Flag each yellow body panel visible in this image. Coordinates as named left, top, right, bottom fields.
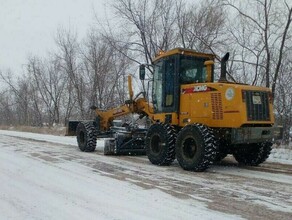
left=94, top=97, right=155, bottom=131
left=179, top=83, right=274, bottom=128
left=95, top=104, right=134, bottom=131
left=152, top=113, right=179, bottom=125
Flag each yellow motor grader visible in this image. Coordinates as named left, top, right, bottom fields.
left=67, top=48, right=276, bottom=171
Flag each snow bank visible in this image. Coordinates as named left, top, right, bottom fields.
left=0, top=129, right=105, bottom=151
left=268, top=144, right=292, bottom=165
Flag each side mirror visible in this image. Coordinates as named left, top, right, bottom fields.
left=139, top=64, right=146, bottom=80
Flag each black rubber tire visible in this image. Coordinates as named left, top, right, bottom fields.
left=214, top=139, right=228, bottom=162
left=175, top=124, right=218, bottom=171
left=76, top=121, right=97, bottom=152
left=145, top=123, right=176, bottom=166
left=233, top=142, right=273, bottom=166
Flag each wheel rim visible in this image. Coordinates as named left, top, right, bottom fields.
left=150, top=134, right=163, bottom=155
left=182, top=137, right=197, bottom=159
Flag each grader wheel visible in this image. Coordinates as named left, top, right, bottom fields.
left=145, top=123, right=176, bottom=166
left=76, top=121, right=97, bottom=152
left=233, top=142, right=273, bottom=166
left=175, top=124, right=218, bottom=171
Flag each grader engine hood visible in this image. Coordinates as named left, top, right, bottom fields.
left=179, top=83, right=274, bottom=128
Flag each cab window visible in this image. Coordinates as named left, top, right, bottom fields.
left=180, top=56, right=207, bottom=84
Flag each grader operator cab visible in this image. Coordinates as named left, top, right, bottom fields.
left=67, top=48, right=275, bottom=171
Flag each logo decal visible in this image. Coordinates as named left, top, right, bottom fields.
left=181, top=85, right=216, bottom=94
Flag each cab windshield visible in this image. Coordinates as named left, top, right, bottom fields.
left=180, top=56, right=207, bottom=84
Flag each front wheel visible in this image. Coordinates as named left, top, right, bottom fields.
left=76, top=121, right=97, bottom=152
left=175, top=124, right=218, bottom=171
left=145, top=123, right=176, bottom=166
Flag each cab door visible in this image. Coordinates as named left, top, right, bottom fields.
left=152, top=56, right=179, bottom=123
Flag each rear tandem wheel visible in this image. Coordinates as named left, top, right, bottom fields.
left=175, top=123, right=218, bottom=171
left=233, top=142, right=273, bottom=166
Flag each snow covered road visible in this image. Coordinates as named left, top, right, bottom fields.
left=0, top=130, right=291, bottom=219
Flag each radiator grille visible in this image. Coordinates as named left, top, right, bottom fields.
left=243, top=90, right=270, bottom=121
left=211, top=93, right=223, bottom=120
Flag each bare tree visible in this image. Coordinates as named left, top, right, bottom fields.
left=274, top=52, right=292, bottom=144
left=0, top=70, right=32, bottom=125
left=100, top=0, right=178, bottom=66
left=0, top=88, right=15, bottom=125
left=55, top=28, right=86, bottom=119
left=176, top=0, right=227, bottom=55
left=223, top=0, right=292, bottom=95
left=27, top=55, right=66, bottom=126
left=226, top=14, right=267, bottom=85
left=81, top=31, right=131, bottom=110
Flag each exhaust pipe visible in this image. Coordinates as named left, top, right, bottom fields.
left=219, top=52, right=229, bottom=82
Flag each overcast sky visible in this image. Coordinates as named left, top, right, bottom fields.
left=0, top=0, right=108, bottom=74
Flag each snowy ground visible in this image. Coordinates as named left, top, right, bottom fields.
left=269, top=145, right=292, bottom=165
left=0, top=130, right=292, bottom=220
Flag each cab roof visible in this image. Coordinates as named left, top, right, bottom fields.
left=152, top=48, right=215, bottom=63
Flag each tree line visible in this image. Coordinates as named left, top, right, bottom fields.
left=0, top=0, right=291, bottom=142
left=0, top=30, right=130, bottom=126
